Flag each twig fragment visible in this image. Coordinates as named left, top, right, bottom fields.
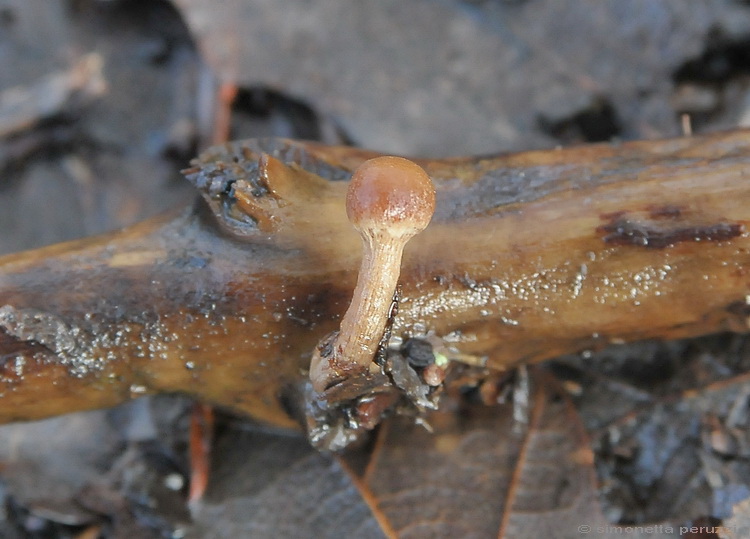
left=0, top=53, right=106, bottom=139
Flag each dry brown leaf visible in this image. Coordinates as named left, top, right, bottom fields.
left=328, top=370, right=614, bottom=539
left=187, top=427, right=386, bottom=538
left=173, top=0, right=750, bottom=156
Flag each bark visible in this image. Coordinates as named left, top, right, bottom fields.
left=1, top=130, right=749, bottom=428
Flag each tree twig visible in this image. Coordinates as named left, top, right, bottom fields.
left=1, top=130, right=749, bottom=428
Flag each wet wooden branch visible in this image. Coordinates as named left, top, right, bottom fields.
left=1, top=130, right=750, bottom=428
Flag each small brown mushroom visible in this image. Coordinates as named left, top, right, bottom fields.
left=309, top=156, right=436, bottom=392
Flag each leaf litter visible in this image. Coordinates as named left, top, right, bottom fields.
left=4, top=1, right=750, bottom=537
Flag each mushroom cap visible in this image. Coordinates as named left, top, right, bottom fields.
left=346, top=156, right=436, bottom=235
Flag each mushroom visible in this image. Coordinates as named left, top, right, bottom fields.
left=309, top=156, right=436, bottom=392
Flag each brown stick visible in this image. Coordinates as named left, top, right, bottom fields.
left=2, top=130, right=750, bottom=428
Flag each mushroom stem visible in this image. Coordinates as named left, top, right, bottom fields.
left=336, top=231, right=405, bottom=367
left=309, top=155, right=436, bottom=393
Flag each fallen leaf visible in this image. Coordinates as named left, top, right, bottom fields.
left=187, top=428, right=385, bottom=538
left=331, top=370, right=612, bottom=538
left=173, top=0, right=750, bottom=156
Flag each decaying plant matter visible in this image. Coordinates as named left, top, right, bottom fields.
left=1, top=130, right=750, bottom=435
